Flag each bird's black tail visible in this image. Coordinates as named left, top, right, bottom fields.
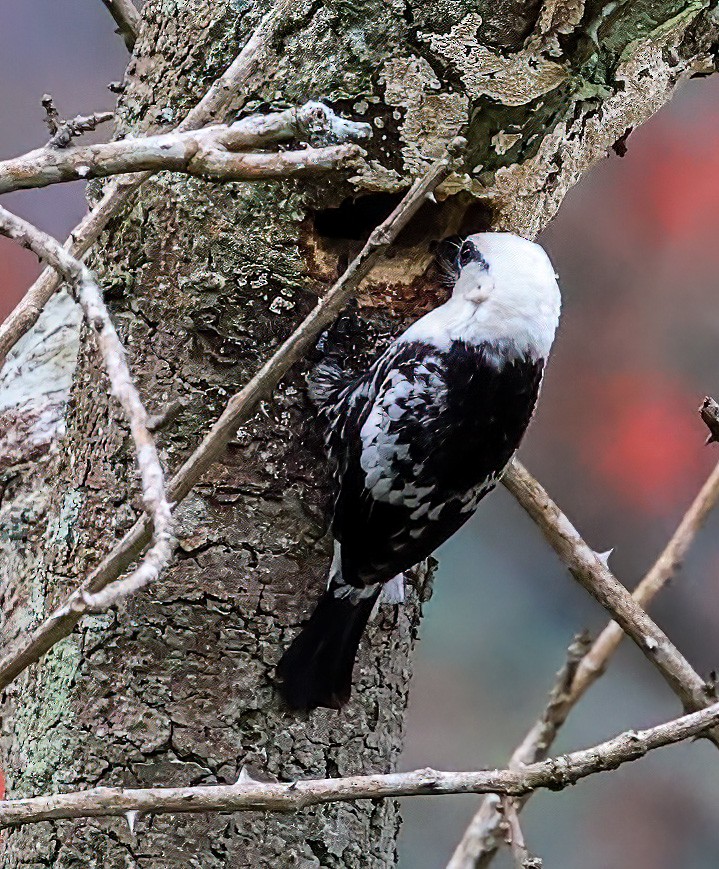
left=277, top=585, right=380, bottom=711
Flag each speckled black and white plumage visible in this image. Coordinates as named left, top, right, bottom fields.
left=326, top=339, right=544, bottom=586
left=278, top=232, right=561, bottom=711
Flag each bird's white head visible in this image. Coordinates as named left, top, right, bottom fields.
left=449, top=232, right=561, bottom=359
left=401, top=232, right=561, bottom=361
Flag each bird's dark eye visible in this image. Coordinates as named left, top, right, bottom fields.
left=457, top=240, right=487, bottom=270
left=458, top=242, right=475, bottom=267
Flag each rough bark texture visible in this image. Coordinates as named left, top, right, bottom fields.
left=1, top=1, right=718, bottom=867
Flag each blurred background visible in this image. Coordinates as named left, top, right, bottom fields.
left=2, top=4, right=719, bottom=868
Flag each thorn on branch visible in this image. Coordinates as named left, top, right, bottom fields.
left=700, top=396, right=719, bottom=444
left=124, top=809, right=140, bottom=835
left=593, top=548, right=613, bottom=568
left=235, top=764, right=278, bottom=786
left=41, top=94, right=114, bottom=149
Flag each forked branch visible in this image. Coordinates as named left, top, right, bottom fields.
left=451, top=428, right=719, bottom=868
left=0, top=102, right=370, bottom=195
left=41, top=94, right=114, bottom=148
left=503, top=461, right=719, bottom=743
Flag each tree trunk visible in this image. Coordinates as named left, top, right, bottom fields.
left=1, top=1, right=716, bottom=866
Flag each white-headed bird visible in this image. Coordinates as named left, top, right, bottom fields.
left=278, top=232, right=561, bottom=711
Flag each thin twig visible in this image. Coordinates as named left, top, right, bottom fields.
left=15, top=142, right=359, bottom=190
left=526, top=632, right=593, bottom=759
left=570, top=461, right=719, bottom=699
left=41, top=94, right=114, bottom=148
left=0, top=103, right=370, bottom=195
left=0, top=139, right=465, bottom=692
left=499, top=797, right=542, bottom=869
left=502, top=460, right=719, bottom=741
left=1, top=700, right=718, bottom=829
left=100, top=0, right=141, bottom=51
left=0, top=204, right=173, bottom=613
left=0, top=0, right=295, bottom=371
left=451, top=452, right=719, bottom=868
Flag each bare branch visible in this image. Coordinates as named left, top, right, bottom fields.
left=451, top=453, right=719, bottom=868
left=502, top=460, right=719, bottom=740
left=1, top=700, right=718, bottom=829
left=0, top=104, right=370, bottom=195
left=9, top=140, right=361, bottom=191
left=100, top=0, right=141, bottom=51
left=570, top=462, right=719, bottom=699
left=0, top=0, right=298, bottom=371
left=0, top=138, right=465, bottom=692
left=0, top=204, right=173, bottom=613
left=41, top=94, right=114, bottom=148
left=515, top=632, right=593, bottom=765
left=499, top=797, right=542, bottom=869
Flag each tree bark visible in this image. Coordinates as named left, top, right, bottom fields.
left=1, top=1, right=717, bottom=866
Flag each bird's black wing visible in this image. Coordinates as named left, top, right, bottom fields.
left=326, top=340, right=544, bottom=586
left=326, top=341, right=471, bottom=586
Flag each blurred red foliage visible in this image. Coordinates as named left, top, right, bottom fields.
left=624, top=111, right=719, bottom=249
left=577, top=372, right=711, bottom=514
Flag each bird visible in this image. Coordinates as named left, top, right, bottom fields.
left=277, top=232, right=562, bottom=711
